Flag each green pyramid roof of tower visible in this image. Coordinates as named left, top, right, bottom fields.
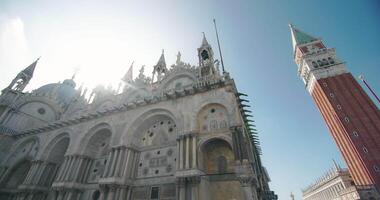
left=289, top=24, right=317, bottom=51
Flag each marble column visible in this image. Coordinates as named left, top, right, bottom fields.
left=73, top=156, right=84, bottom=181
left=62, top=156, right=73, bottom=181
left=56, top=157, right=68, bottom=181
left=119, top=187, right=126, bottom=199
left=185, top=135, right=190, bottom=169
left=103, top=150, right=113, bottom=178
left=107, top=186, right=116, bottom=200
left=176, top=139, right=180, bottom=170
left=110, top=148, right=120, bottom=177
left=179, top=137, right=184, bottom=170
left=115, top=147, right=125, bottom=177
left=192, top=135, right=197, bottom=168
left=23, top=163, right=36, bottom=184
left=107, top=149, right=117, bottom=177
left=56, top=191, right=64, bottom=200
left=130, top=151, right=139, bottom=179
left=121, top=149, right=131, bottom=177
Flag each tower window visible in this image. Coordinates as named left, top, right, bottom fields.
left=328, top=57, right=335, bottom=64
left=374, top=165, right=380, bottom=172
left=201, top=50, right=209, bottom=60
left=363, top=147, right=368, bottom=153
left=312, top=61, right=318, bottom=68
left=323, top=82, right=328, bottom=87
left=322, top=59, right=328, bottom=65
left=337, top=104, right=342, bottom=110
left=353, top=131, right=359, bottom=137
left=329, top=93, right=335, bottom=98
left=344, top=117, right=350, bottom=123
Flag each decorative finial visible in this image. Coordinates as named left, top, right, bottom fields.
left=358, top=74, right=364, bottom=81
left=72, top=66, right=80, bottom=80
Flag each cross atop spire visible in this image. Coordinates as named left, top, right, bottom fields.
left=289, top=24, right=318, bottom=51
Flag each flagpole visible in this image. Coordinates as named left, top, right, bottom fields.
left=213, top=19, right=225, bottom=73
left=359, top=75, right=380, bottom=104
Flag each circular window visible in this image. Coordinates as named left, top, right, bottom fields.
left=139, top=163, right=142, bottom=167
left=38, top=108, right=46, bottom=114
left=168, top=128, right=173, bottom=132
left=337, top=105, right=342, bottom=110
left=157, top=151, right=160, bottom=155
left=210, top=108, right=216, bottom=113
left=155, top=170, right=159, bottom=174
left=149, top=132, right=154, bottom=137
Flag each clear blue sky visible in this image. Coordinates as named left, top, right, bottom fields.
left=0, top=1, right=379, bottom=199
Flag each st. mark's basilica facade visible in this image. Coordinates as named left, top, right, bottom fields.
left=0, top=35, right=277, bottom=200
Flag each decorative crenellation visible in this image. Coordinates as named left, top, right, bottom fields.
left=302, top=164, right=344, bottom=194
left=10, top=76, right=228, bottom=139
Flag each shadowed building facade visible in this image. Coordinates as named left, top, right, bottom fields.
left=0, top=35, right=277, bottom=200
left=290, top=24, right=380, bottom=199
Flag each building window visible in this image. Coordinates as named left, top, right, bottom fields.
left=328, top=57, right=335, bottom=64
left=322, top=59, right=328, bottom=65
left=374, top=165, right=380, bottom=172
left=329, top=93, right=335, bottom=98
left=312, top=61, right=318, bottom=68
left=322, top=82, right=328, bottom=87
left=337, top=104, right=342, bottom=110
left=344, top=117, right=350, bottom=123
left=353, top=131, right=359, bottom=137
left=363, top=147, right=368, bottom=153
left=150, top=187, right=159, bottom=199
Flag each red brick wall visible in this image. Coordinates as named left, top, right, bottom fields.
left=311, top=72, right=380, bottom=189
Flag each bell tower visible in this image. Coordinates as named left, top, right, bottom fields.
left=290, top=24, right=380, bottom=192
left=4, top=58, right=39, bottom=92
left=198, top=33, right=216, bottom=78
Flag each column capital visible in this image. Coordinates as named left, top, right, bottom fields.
left=238, top=176, right=255, bottom=187
left=229, top=125, right=243, bottom=132
left=188, top=176, right=201, bottom=185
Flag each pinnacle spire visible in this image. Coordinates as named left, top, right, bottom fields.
left=22, top=57, right=40, bottom=77
left=156, top=49, right=166, bottom=68
left=122, top=61, right=134, bottom=83
left=289, top=24, right=317, bottom=51
left=201, top=32, right=209, bottom=46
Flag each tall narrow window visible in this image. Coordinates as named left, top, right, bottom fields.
left=150, top=187, right=159, bottom=199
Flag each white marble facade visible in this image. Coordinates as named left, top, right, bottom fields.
left=0, top=35, right=276, bottom=200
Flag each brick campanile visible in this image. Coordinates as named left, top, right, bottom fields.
left=289, top=24, right=380, bottom=190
